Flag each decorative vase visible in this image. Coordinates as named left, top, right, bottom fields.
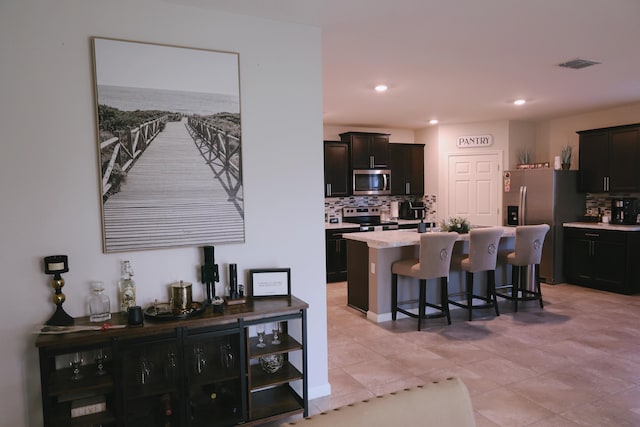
left=561, top=163, right=570, bottom=170
left=259, top=354, right=284, bottom=373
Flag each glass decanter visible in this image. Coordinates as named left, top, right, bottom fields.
left=89, top=281, right=111, bottom=322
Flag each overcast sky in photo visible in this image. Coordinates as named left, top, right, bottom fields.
left=93, top=38, right=239, bottom=96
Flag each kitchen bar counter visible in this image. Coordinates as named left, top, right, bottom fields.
left=325, top=219, right=423, bottom=231
left=344, top=226, right=515, bottom=248
left=343, top=227, right=515, bottom=322
left=563, top=222, right=640, bottom=231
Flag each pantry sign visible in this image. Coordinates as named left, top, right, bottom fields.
left=457, top=134, right=493, bottom=148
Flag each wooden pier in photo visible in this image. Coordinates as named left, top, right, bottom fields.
left=102, top=117, right=244, bottom=252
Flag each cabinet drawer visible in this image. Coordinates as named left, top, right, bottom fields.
left=565, top=227, right=628, bottom=243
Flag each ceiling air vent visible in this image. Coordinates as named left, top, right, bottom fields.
left=558, top=58, right=601, bottom=69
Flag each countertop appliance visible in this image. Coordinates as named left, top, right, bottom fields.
left=503, top=169, right=585, bottom=284
left=611, top=197, right=639, bottom=225
left=342, top=206, right=399, bottom=231
left=352, top=169, right=391, bottom=196
left=399, top=201, right=425, bottom=220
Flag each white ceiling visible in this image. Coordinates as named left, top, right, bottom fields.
left=161, top=0, right=640, bottom=129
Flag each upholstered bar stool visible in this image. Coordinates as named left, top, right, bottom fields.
left=448, top=227, right=504, bottom=321
left=391, top=232, right=459, bottom=331
left=496, top=224, right=550, bottom=312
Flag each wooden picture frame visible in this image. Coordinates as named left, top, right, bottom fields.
left=91, top=37, right=244, bottom=252
left=249, top=268, right=291, bottom=297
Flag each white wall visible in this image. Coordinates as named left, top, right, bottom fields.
left=0, top=1, right=329, bottom=425
left=508, top=121, right=537, bottom=168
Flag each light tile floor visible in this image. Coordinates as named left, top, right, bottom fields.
left=306, top=281, right=640, bottom=427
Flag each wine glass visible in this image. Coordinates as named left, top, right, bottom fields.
left=70, top=352, right=83, bottom=381
left=271, top=322, right=281, bottom=345
left=138, top=355, right=152, bottom=385
left=194, top=345, right=207, bottom=374
left=165, top=352, right=177, bottom=379
left=219, top=343, right=235, bottom=369
left=95, top=348, right=107, bottom=376
left=256, top=324, right=266, bottom=348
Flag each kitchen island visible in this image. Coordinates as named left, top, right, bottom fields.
left=343, top=227, right=516, bottom=323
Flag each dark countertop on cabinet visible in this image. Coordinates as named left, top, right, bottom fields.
left=563, top=222, right=640, bottom=231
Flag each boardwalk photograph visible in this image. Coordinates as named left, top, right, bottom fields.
left=92, top=37, right=244, bottom=253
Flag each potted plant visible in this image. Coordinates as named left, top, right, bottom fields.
left=518, top=148, right=531, bottom=165
left=440, top=216, right=471, bottom=234
left=561, top=145, right=572, bottom=170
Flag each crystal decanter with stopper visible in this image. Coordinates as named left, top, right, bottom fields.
left=88, top=281, right=111, bottom=322
left=119, top=260, right=136, bottom=312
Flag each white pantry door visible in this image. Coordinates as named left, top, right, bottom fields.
left=447, top=153, right=501, bottom=227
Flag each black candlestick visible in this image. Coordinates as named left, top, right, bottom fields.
left=43, top=255, right=74, bottom=326
left=229, top=264, right=238, bottom=299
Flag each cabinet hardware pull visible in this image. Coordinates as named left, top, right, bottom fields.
left=326, top=183, right=331, bottom=196
left=585, top=233, right=599, bottom=237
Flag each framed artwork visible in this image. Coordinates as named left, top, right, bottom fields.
left=91, top=37, right=244, bottom=252
left=249, top=268, right=292, bottom=297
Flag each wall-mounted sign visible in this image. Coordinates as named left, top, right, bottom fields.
left=457, top=134, right=493, bottom=148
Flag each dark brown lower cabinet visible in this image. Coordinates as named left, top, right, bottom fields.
left=36, top=297, right=308, bottom=427
left=326, top=229, right=351, bottom=282
left=564, top=227, right=639, bottom=294
left=346, top=239, right=369, bottom=312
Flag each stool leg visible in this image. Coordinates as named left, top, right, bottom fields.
left=418, top=279, right=426, bottom=331
left=466, top=271, right=473, bottom=321
left=514, top=266, right=521, bottom=312
left=488, top=270, right=499, bottom=316
left=535, top=264, right=544, bottom=309
left=391, top=273, right=398, bottom=321
left=441, top=277, right=451, bottom=325
left=510, top=263, right=517, bottom=301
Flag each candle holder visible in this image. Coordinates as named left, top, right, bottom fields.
left=44, top=255, right=74, bottom=326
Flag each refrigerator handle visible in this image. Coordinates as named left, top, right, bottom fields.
left=519, top=185, right=527, bottom=225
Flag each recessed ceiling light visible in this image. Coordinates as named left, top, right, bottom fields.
left=429, top=119, right=439, bottom=125
left=514, top=99, right=526, bottom=106
left=374, top=84, right=388, bottom=93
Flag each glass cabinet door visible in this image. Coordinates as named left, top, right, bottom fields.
left=119, top=334, right=181, bottom=427
left=185, top=326, right=244, bottom=427
left=39, top=343, right=117, bottom=427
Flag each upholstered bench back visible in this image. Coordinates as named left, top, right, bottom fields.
left=281, top=377, right=476, bottom=427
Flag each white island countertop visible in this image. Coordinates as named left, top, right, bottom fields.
left=343, top=226, right=516, bottom=249
left=563, top=222, right=640, bottom=231
left=325, top=219, right=423, bottom=231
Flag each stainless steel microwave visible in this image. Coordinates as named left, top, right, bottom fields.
left=353, top=169, right=391, bottom=195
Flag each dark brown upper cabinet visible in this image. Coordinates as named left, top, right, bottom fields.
left=340, top=132, right=390, bottom=169
left=389, top=143, right=425, bottom=196
left=323, top=141, right=350, bottom=197
left=578, top=124, right=640, bottom=193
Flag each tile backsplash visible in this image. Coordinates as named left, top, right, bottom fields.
left=586, top=192, right=640, bottom=219
left=325, top=195, right=437, bottom=223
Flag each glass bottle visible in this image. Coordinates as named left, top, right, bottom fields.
left=119, top=260, right=136, bottom=312
left=89, top=281, right=111, bottom=322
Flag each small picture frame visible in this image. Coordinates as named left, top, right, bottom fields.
left=249, top=268, right=291, bottom=297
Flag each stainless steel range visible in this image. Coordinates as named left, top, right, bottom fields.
left=342, top=206, right=399, bottom=231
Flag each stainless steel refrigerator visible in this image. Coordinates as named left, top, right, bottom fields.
left=502, top=169, right=585, bottom=284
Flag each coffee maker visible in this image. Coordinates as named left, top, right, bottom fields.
left=399, top=201, right=425, bottom=220
left=611, top=197, right=639, bottom=225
